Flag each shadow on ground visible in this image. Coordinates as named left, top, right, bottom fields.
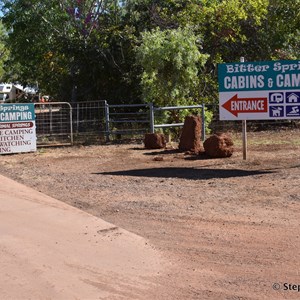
left=132, top=148, right=209, bottom=160
left=95, top=167, right=274, bottom=180
left=142, top=149, right=181, bottom=156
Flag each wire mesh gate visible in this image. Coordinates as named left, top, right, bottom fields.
left=72, top=101, right=107, bottom=143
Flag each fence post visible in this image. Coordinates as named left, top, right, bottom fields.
left=149, top=102, right=155, bottom=133
left=104, top=101, right=110, bottom=142
left=76, top=103, right=79, bottom=133
left=201, top=103, right=206, bottom=141
left=49, top=104, right=53, bottom=133
left=69, top=105, right=74, bottom=145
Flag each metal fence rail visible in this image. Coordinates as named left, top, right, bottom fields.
left=150, top=103, right=206, bottom=140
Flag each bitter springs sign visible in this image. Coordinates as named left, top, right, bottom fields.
left=218, top=60, right=300, bottom=120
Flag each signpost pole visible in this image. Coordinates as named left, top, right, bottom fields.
left=242, top=120, right=247, bottom=160
left=240, top=57, right=247, bottom=160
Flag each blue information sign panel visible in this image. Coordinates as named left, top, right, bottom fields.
left=0, top=103, right=37, bottom=154
left=218, top=60, right=300, bottom=120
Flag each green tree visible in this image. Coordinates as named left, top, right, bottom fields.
left=137, top=27, right=209, bottom=107
left=250, top=0, right=300, bottom=60
left=2, top=0, right=70, bottom=97
left=1, top=0, right=138, bottom=102
left=0, top=21, right=9, bottom=81
left=125, top=0, right=271, bottom=103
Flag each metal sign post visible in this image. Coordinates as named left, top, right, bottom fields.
left=240, top=57, right=247, bottom=160
left=242, top=119, right=247, bottom=160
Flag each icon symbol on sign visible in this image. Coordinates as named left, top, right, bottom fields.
left=272, top=107, right=283, bottom=117
left=269, top=93, right=284, bottom=104
left=287, top=106, right=300, bottom=116
left=269, top=106, right=284, bottom=118
left=286, top=92, right=300, bottom=104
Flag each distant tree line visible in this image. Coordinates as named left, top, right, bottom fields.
left=0, top=0, right=299, bottom=105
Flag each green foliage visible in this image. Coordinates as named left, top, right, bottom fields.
left=252, top=0, right=300, bottom=60
left=2, top=0, right=68, bottom=94
left=137, top=27, right=209, bottom=106
left=0, top=0, right=299, bottom=104
left=0, top=21, right=8, bottom=81
left=204, top=108, right=214, bottom=135
left=1, top=0, right=139, bottom=101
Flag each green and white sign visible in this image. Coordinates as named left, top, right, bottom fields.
left=0, top=103, right=37, bottom=154
left=218, top=60, right=300, bottom=120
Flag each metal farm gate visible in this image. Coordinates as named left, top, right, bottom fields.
left=105, top=103, right=151, bottom=141
left=34, top=102, right=73, bottom=146
left=72, top=101, right=107, bottom=143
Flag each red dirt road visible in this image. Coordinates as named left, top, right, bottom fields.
left=1, top=130, right=300, bottom=299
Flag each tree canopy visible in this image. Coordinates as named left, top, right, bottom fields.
left=137, top=27, right=209, bottom=106
left=0, top=0, right=299, bottom=103
left=0, top=21, right=9, bottom=80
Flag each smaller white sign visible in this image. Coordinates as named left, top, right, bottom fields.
left=0, top=104, right=37, bottom=154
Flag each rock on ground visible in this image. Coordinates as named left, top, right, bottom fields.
left=203, top=133, right=234, bottom=158
left=144, top=133, right=166, bottom=149
left=178, top=115, right=203, bottom=153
